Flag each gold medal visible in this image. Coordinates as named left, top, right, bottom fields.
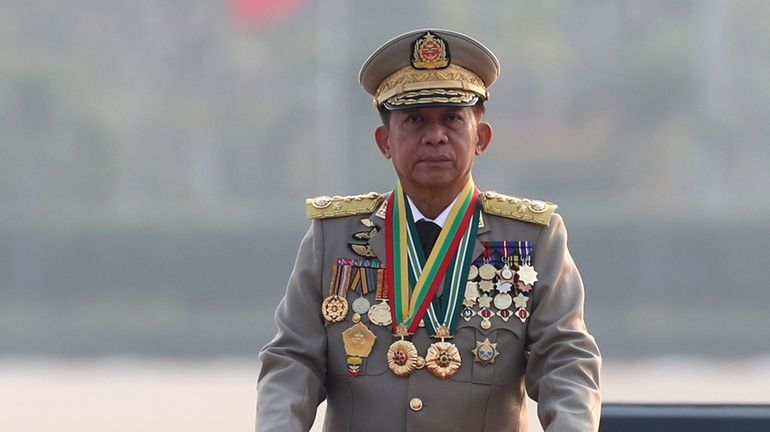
left=517, top=264, right=538, bottom=285
left=478, top=294, right=493, bottom=308
left=387, top=339, right=421, bottom=377
left=425, top=341, right=461, bottom=379
left=342, top=322, right=376, bottom=358
left=478, top=279, right=495, bottom=293
left=478, top=263, right=497, bottom=280
left=367, top=300, right=392, bottom=326
left=322, top=295, right=348, bottom=322
left=513, top=293, right=528, bottom=309
left=472, top=338, right=500, bottom=365
left=322, top=263, right=350, bottom=322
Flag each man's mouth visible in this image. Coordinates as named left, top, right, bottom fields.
left=419, top=156, right=452, bottom=164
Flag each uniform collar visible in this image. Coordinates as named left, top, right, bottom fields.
left=368, top=190, right=489, bottom=262
left=406, top=195, right=457, bottom=228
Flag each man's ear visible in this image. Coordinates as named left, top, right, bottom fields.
left=375, top=125, right=391, bottom=159
left=475, top=121, right=493, bottom=155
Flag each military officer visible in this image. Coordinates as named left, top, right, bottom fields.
left=257, top=29, right=601, bottom=431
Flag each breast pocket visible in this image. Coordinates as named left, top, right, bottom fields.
left=454, top=316, right=527, bottom=385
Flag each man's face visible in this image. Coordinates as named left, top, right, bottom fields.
left=375, top=105, right=492, bottom=195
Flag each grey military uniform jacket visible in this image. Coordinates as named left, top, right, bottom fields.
left=257, top=192, right=601, bottom=432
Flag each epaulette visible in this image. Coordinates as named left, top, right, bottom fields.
left=479, top=191, right=557, bottom=226
left=306, top=192, right=385, bottom=219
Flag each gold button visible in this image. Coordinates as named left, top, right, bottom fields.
left=409, top=397, right=423, bottom=412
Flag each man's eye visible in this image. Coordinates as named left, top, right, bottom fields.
left=406, top=116, right=421, bottom=123
left=446, top=113, right=462, bottom=122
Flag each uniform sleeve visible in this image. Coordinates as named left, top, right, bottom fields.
left=524, top=213, right=602, bottom=431
left=257, top=220, right=328, bottom=432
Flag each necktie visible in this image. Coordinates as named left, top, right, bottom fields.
left=415, top=219, right=442, bottom=256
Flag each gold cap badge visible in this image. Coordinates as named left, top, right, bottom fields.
left=411, top=31, right=449, bottom=69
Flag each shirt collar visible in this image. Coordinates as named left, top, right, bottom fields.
left=406, top=195, right=458, bottom=228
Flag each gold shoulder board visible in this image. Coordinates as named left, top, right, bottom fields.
left=306, top=192, right=384, bottom=219
left=479, top=191, right=557, bottom=226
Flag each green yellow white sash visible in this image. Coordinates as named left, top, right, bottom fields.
left=385, top=179, right=481, bottom=335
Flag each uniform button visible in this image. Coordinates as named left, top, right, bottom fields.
left=409, top=397, right=423, bottom=412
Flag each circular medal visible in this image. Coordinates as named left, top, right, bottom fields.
left=480, top=318, right=492, bottom=330
left=352, top=313, right=361, bottom=323
left=367, top=300, right=392, bottom=326
left=425, top=341, right=462, bottom=379
left=500, top=264, right=514, bottom=281
left=493, top=292, right=512, bottom=310
left=478, top=263, right=497, bottom=281
left=352, top=297, right=371, bottom=315
left=321, top=295, right=348, bottom=322
left=467, top=264, right=479, bottom=281
left=387, top=339, right=420, bottom=377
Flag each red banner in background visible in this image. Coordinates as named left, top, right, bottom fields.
left=230, top=0, right=307, bottom=27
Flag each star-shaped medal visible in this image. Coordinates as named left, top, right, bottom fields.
left=513, top=293, right=529, bottom=309
left=517, top=264, right=538, bottom=285
left=478, top=294, right=493, bottom=308
left=472, top=338, right=500, bottom=365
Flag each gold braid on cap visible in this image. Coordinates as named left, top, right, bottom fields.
left=374, top=64, right=488, bottom=107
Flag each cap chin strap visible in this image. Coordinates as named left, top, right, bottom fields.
left=382, top=89, right=479, bottom=110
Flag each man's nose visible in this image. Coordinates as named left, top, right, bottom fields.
left=421, top=120, right=448, bottom=145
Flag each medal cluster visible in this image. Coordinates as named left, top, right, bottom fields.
left=461, top=241, right=537, bottom=328
left=322, top=257, right=392, bottom=376
left=322, top=238, right=538, bottom=380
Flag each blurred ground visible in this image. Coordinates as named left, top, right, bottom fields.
left=1, top=356, right=769, bottom=432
